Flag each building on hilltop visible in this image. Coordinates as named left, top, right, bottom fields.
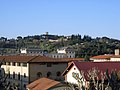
left=20, top=48, right=48, bottom=56
left=47, top=47, right=76, bottom=58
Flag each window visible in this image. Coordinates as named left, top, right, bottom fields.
left=8, top=71, right=10, bottom=78
left=18, top=72, right=20, bottom=80
left=53, top=62, right=58, bottom=65
left=24, top=73, right=26, bottom=78
left=47, top=63, right=52, bottom=67
left=17, top=63, right=21, bottom=66
left=47, top=72, right=52, bottom=77
left=22, top=63, right=27, bottom=67
left=74, top=68, right=76, bottom=70
left=6, top=62, right=11, bottom=65
left=3, top=62, right=6, bottom=65
left=24, top=84, right=26, bottom=88
left=12, top=62, right=16, bottom=66
left=56, top=71, right=61, bottom=76
left=37, top=72, right=42, bottom=78
left=13, top=72, right=15, bottom=79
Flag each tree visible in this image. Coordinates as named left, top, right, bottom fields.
left=105, top=69, right=120, bottom=90
left=0, top=61, right=9, bottom=90
left=84, top=54, right=90, bottom=61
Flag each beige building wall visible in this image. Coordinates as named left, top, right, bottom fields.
left=29, top=62, right=68, bottom=83
left=110, top=57, right=120, bottom=61
left=2, top=62, right=29, bottom=90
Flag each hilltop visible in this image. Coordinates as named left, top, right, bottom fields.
left=0, top=33, right=120, bottom=57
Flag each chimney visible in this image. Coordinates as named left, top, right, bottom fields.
left=115, top=49, right=120, bottom=55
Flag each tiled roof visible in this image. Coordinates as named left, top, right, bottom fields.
left=111, top=55, right=120, bottom=58
left=61, top=58, right=84, bottom=61
left=91, top=55, right=113, bottom=59
left=0, top=55, right=36, bottom=62
left=63, top=61, right=120, bottom=80
left=27, top=77, right=60, bottom=90
left=0, top=55, right=84, bottom=63
left=28, top=56, right=66, bottom=63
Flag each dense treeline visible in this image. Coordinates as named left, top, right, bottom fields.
left=0, top=34, right=120, bottom=57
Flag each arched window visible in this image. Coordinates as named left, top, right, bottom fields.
left=18, top=72, right=20, bottom=80
left=8, top=71, right=10, bottom=78
left=56, top=71, right=61, bottom=76
left=37, top=72, right=42, bottom=78
left=47, top=72, right=52, bottom=77
left=13, top=72, right=15, bottom=79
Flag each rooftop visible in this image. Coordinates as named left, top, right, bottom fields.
left=27, top=77, right=60, bottom=90
left=0, top=55, right=84, bottom=63
left=91, top=55, right=113, bottom=59
left=63, top=61, right=120, bottom=80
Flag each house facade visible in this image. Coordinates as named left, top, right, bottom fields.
left=90, top=55, right=120, bottom=62
left=90, top=55, right=112, bottom=62
left=62, top=61, right=120, bottom=89
left=47, top=47, right=76, bottom=58
left=0, top=55, right=83, bottom=90
left=48, top=53, right=75, bottom=58
left=20, top=48, right=48, bottom=56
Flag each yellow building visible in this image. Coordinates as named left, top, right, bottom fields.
left=0, top=55, right=83, bottom=90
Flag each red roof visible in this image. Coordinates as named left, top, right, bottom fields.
left=0, top=55, right=36, bottom=62
left=0, top=55, right=84, bottom=63
left=61, top=58, right=84, bottom=61
left=27, top=77, right=60, bottom=90
left=111, top=55, right=120, bottom=58
left=63, top=61, right=120, bottom=80
left=91, top=55, right=113, bottom=59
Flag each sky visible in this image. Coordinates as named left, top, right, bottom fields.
left=0, top=0, right=120, bottom=39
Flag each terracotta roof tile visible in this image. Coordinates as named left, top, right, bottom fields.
left=91, top=55, right=113, bottom=59
left=0, top=55, right=84, bottom=63
left=28, top=56, right=65, bottom=63
left=27, top=77, right=60, bottom=90
left=111, top=55, right=120, bottom=58
left=0, top=55, right=36, bottom=62
left=61, top=58, right=84, bottom=61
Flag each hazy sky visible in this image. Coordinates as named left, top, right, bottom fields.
left=0, top=0, right=120, bottom=39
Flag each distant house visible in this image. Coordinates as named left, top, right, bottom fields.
left=110, top=55, right=120, bottom=61
left=90, top=54, right=120, bottom=62
left=90, top=55, right=113, bottom=62
left=48, top=53, right=75, bottom=58
left=27, top=77, right=72, bottom=90
left=0, top=55, right=84, bottom=90
left=57, top=47, right=75, bottom=54
left=62, top=61, right=120, bottom=89
left=90, top=49, right=120, bottom=62
left=20, top=48, right=48, bottom=56
left=48, top=47, right=76, bottom=58
left=41, top=32, right=58, bottom=40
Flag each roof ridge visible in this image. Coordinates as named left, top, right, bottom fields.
left=27, top=56, right=39, bottom=63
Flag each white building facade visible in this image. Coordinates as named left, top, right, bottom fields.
left=20, top=48, right=48, bottom=56
left=47, top=47, right=76, bottom=58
